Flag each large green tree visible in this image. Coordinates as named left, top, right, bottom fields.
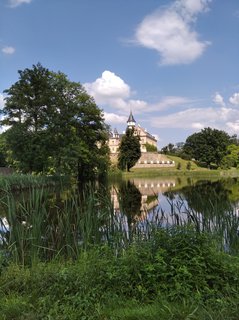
left=183, top=127, right=232, bottom=167
left=117, top=127, right=141, bottom=171
left=2, top=63, right=109, bottom=180
left=221, top=144, right=239, bottom=169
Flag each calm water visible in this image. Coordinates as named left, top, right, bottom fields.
left=1, top=176, right=239, bottom=258
left=109, top=176, right=239, bottom=253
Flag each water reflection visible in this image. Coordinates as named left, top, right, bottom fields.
left=110, top=177, right=239, bottom=253
left=1, top=177, right=239, bottom=261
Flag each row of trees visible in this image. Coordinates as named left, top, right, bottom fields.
left=0, top=63, right=110, bottom=181
left=162, top=127, right=238, bottom=169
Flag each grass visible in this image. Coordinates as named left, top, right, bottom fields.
left=121, top=155, right=239, bottom=178
left=0, top=174, right=70, bottom=191
left=1, top=228, right=239, bottom=319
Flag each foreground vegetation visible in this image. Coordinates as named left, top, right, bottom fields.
left=0, top=180, right=239, bottom=319
left=1, top=228, right=239, bottom=319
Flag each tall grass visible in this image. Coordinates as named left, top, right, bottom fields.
left=1, top=182, right=239, bottom=265
left=0, top=174, right=69, bottom=191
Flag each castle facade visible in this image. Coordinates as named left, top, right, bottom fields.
left=108, top=112, right=157, bottom=154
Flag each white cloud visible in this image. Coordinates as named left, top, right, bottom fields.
left=150, top=107, right=239, bottom=134
left=0, top=94, right=5, bottom=109
left=135, top=0, right=211, bottom=65
left=84, top=70, right=191, bottom=116
left=2, top=46, right=15, bottom=55
left=84, top=70, right=130, bottom=103
left=229, top=93, right=239, bottom=106
left=103, top=112, right=127, bottom=124
left=153, top=96, right=191, bottom=111
left=152, top=133, right=160, bottom=141
left=213, top=92, right=225, bottom=107
left=191, top=122, right=204, bottom=129
left=8, top=0, right=32, bottom=8
left=226, top=121, right=239, bottom=133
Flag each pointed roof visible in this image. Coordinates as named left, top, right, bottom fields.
left=127, top=111, right=136, bottom=124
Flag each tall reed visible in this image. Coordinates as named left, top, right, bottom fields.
left=1, top=182, right=239, bottom=265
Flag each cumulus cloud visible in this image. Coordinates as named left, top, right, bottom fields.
left=85, top=71, right=239, bottom=139
left=84, top=70, right=191, bottom=116
left=135, top=0, right=211, bottom=65
left=2, top=46, right=15, bottom=54
left=150, top=106, right=239, bottom=134
left=85, top=71, right=149, bottom=114
left=103, top=112, right=128, bottom=124
left=229, top=93, right=239, bottom=106
left=8, top=0, right=32, bottom=8
left=213, top=92, right=225, bottom=107
left=84, top=70, right=130, bottom=103
left=226, top=121, right=239, bottom=133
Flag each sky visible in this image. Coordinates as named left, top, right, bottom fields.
left=1, top=0, right=239, bottom=148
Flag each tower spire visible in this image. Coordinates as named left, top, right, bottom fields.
left=127, top=110, right=136, bottom=128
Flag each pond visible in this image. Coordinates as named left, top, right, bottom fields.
left=109, top=176, right=239, bottom=253
left=1, top=175, right=239, bottom=262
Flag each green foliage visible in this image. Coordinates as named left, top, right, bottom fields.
left=186, top=161, right=192, bottom=170
left=145, top=142, right=157, bottom=152
left=183, top=127, right=232, bottom=167
left=161, top=143, right=175, bottom=154
left=2, top=63, right=109, bottom=181
left=177, top=162, right=182, bottom=170
left=221, top=144, right=239, bottom=169
left=118, top=127, right=141, bottom=171
left=1, top=228, right=239, bottom=319
left=0, top=133, right=7, bottom=166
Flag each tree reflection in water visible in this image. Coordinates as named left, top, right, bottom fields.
left=163, top=179, right=239, bottom=253
left=117, top=180, right=142, bottom=239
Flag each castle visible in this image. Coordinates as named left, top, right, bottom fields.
left=108, top=111, right=175, bottom=168
left=108, top=111, right=157, bottom=154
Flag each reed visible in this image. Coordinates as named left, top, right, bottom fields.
left=0, top=174, right=69, bottom=191
left=1, top=181, right=239, bottom=265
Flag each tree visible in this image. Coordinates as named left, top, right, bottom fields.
left=2, top=63, right=109, bottom=180
left=221, top=144, right=239, bottom=169
left=145, top=142, right=157, bottom=152
left=117, top=127, right=141, bottom=171
left=186, top=161, right=192, bottom=170
left=183, top=128, right=232, bottom=167
left=161, top=143, right=175, bottom=154
left=0, top=133, right=7, bottom=166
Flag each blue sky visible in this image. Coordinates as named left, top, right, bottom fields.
left=1, top=0, right=239, bottom=148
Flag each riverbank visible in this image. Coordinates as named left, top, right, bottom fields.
left=123, top=167, right=239, bottom=178
left=1, top=227, right=239, bottom=319
left=121, top=155, right=239, bottom=178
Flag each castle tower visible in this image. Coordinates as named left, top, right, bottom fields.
left=127, top=111, right=136, bottom=129
left=113, top=128, right=119, bottom=139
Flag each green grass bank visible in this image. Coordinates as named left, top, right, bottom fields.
left=122, top=155, right=239, bottom=178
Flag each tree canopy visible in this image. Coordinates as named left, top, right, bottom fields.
left=117, top=128, right=141, bottom=171
left=1, top=63, right=109, bottom=180
left=183, top=127, right=232, bottom=167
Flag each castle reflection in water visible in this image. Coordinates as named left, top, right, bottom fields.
left=111, top=178, right=176, bottom=215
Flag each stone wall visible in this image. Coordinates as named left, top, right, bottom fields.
left=110, top=152, right=175, bottom=168
left=134, top=152, right=175, bottom=168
